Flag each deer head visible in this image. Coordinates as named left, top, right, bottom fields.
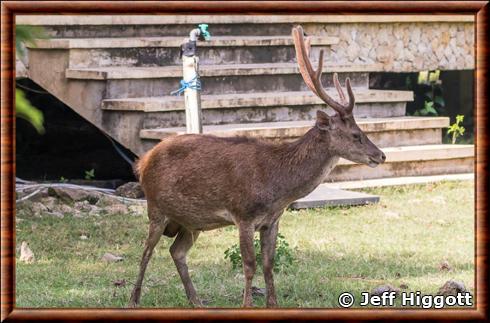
left=292, top=26, right=386, bottom=167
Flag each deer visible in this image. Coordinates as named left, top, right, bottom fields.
left=129, top=25, right=386, bottom=308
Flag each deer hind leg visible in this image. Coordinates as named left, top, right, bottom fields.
left=129, top=218, right=167, bottom=307
left=238, top=222, right=256, bottom=307
left=260, top=220, right=279, bottom=307
left=169, top=228, right=202, bottom=307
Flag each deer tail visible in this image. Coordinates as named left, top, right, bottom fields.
left=133, top=150, right=152, bottom=182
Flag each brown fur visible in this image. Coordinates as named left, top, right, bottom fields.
left=129, top=111, right=385, bottom=308
left=129, top=24, right=386, bottom=309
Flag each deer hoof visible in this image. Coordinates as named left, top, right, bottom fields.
left=190, top=298, right=207, bottom=307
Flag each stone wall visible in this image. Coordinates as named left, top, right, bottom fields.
left=305, top=22, right=474, bottom=72
left=17, top=15, right=475, bottom=72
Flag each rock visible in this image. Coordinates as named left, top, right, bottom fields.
left=58, top=204, right=74, bottom=215
left=74, top=200, right=93, bottom=212
left=376, top=45, right=393, bottom=63
left=19, top=241, right=35, bottom=263
left=417, top=43, right=427, bottom=54
left=377, top=29, right=390, bottom=46
left=440, top=31, right=450, bottom=46
left=45, top=211, right=64, bottom=218
left=113, top=279, right=126, bottom=287
left=371, top=284, right=400, bottom=296
left=242, top=286, right=266, bottom=298
left=115, top=182, right=144, bottom=199
left=101, top=252, right=124, bottom=262
left=30, top=202, right=48, bottom=216
left=411, top=27, right=421, bottom=44
left=413, top=56, right=425, bottom=70
left=251, top=286, right=266, bottom=297
left=439, top=261, right=452, bottom=271
left=48, top=187, right=101, bottom=204
left=105, top=204, right=129, bottom=215
left=42, top=196, right=58, bottom=211
left=456, top=31, right=465, bottom=46
left=346, top=42, right=360, bottom=61
left=129, top=204, right=146, bottom=216
left=438, top=280, right=467, bottom=296
left=95, top=195, right=114, bottom=208
left=449, top=25, right=457, bottom=37
left=88, top=205, right=102, bottom=217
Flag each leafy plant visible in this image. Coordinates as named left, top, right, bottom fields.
left=16, top=25, right=47, bottom=134
left=447, top=115, right=465, bottom=144
left=413, top=70, right=445, bottom=116
left=16, top=25, right=46, bottom=58
left=16, top=89, right=44, bottom=133
left=414, top=101, right=438, bottom=116
left=84, top=169, right=95, bottom=180
left=59, top=176, right=69, bottom=183
left=224, top=233, right=294, bottom=272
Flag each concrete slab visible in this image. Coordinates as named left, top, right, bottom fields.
left=66, top=62, right=383, bottom=80
left=289, top=185, right=379, bottom=209
left=337, top=144, right=474, bottom=165
left=323, top=173, right=474, bottom=190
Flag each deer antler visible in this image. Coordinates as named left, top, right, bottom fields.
left=292, top=26, right=355, bottom=116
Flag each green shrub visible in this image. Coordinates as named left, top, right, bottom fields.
left=224, top=233, right=294, bottom=272
left=447, top=115, right=466, bottom=144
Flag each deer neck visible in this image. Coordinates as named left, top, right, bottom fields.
left=273, top=127, right=339, bottom=201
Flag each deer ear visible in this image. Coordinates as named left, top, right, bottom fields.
left=316, top=110, right=332, bottom=130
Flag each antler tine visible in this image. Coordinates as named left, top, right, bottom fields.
left=292, top=26, right=354, bottom=116
left=334, top=73, right=355, bottom=113
left=345, top=77, right=355, bottom=112
left=304, top=36, right=311, bottom=58
left=292, top=26, right=319, bottom=97
left=333, top=73, right=346, bottom=104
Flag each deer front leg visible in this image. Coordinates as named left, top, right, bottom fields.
left=260, top=220, right=279, bottom=307
left=238, top=222, right=256, bottom=307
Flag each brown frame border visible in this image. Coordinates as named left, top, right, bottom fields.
left=1, top=1, right=488, bottom=321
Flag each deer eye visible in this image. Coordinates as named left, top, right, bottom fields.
left=353, top=133, right=362, bottom=143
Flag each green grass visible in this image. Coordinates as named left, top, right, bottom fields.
left=15, top=180, right=475, bottom=308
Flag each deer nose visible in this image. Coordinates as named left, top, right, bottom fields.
left=381, top=152, right=386, bottom=162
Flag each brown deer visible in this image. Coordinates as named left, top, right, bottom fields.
left=129, top=25, right=386, bottom=308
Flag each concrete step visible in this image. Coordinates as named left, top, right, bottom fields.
left=66, top=62, right=378, bottom=80
left=109, top=90, right=412, bottom=126
left=33, top=35, right=339, bottom=49
left=289, top=186, right=380, bottom=209
left=66, top=63, right=380, bottom=98
left=139, top=116, right=448, bottom=148
left=328, top=144, right=474, bottom=181
left=103, top=90, right=413, bottom=112
left=34, top=36, right=338, bottom=67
